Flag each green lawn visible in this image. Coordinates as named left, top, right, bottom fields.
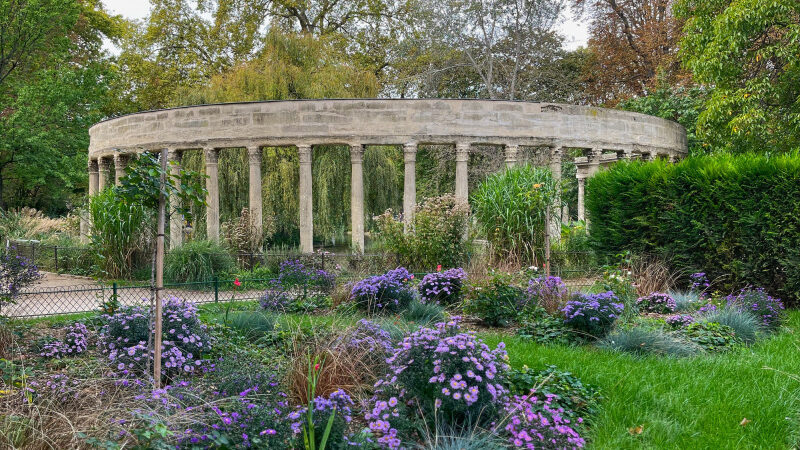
left=482, top=311, right=800, bottom=449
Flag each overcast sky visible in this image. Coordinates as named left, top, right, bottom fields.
left=103, top=0, right=590, bottom=51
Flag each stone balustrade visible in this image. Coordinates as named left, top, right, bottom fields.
left=86, top=99, right=688, bottom=252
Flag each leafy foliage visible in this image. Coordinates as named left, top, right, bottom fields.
left=464, top=272, right=528, bottom=327
left=0, top=249, right=42, bottom=308
left=586, top=155, right=800, bottom=307
left=682, top=321, right=740, bottom=352
left=88, top=189, right=151, bottom=279
left=503, top=365, right=601, bottom=419
left=164, top=240, right=236, bottom=284
left=517, top=307, right=575, bottom=346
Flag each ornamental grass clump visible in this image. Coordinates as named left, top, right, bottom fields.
left=636, top=292, right=677, bottom=314
left=704, top=308, right=762, bottom=344
left=527, top=275, right=569, bottom=314
left=350, top=267, right=415, bottom=314
left=498, top=394, right=586, bottom=449
left=366, top=318, right=510, bottom=449
left=418, top=267, right=467, bottom=306
left=600, top=327, right=702, bottom=357
left=99, top=297, right=213, bottom=378
left=724, top=287, right=785, bottom=329
left=562, top=292, right=624, bottom=338
left=39, top=322, right=89, bottom=358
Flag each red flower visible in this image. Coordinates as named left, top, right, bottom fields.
left=234, top=278, right=241, bottom=287
left=314, top=363, right=320, bottom=371
left=436, top=265, right=442, bottom=272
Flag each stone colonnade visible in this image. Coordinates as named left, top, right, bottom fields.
left=83, top=141, right=676, bottom=252
left=85, top=99, right=689, bottom=251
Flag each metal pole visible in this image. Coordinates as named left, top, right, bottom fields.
left=214, top=277, right=219, bottom=303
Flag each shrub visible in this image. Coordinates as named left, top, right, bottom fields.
left=562, top=292, right=624, bottom=338
left=366, top=318, right=510, bottom=448
left=350, top=267, right=415, bottom=314
left=418, top=268, right=467, bottom=306
left=164, top=240, right=236, bottom=284
left=636, top=292, right=677, bottom=314
left=724, top=287, right=785, bottom=329
left=601, top=327, right=702, bottom=357
left=464, top=272, right=527, bottom=327
left=527, top=275, right=569, bottom=314
left=98, top=297, right=213, bottom=378
left=683, top=321, right=740, bottom=352
left=704, top=308, right=762, bottom=344
left=471, top=164, right=560, bottom=264
left=517, top=308, right=574, bottom=346
left=502, top=365, right=601, bottom=419
left=586, top=155, right=800, bottom=307
left=665, top=314, right=695, bottom=329
left=39, top=322, right=89, bottom=358
left=0, top=249, right=42, bottom=309
left=375, top=194, right=470, bottom=271
left=497, top=394, right=586, bottom=448
left=259, top=285, right=293, bottom=312
left=276, top=259, right=336, bottom=294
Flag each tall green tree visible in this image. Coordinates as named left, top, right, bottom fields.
left=0, top=0, right=123, bottom=213
left=677, top=0, right=800, bottom=152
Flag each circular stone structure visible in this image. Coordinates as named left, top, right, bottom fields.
left=85, top=99, right=688, bottom=252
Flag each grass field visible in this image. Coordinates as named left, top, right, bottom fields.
left=482, top=311, right=800, bottom=449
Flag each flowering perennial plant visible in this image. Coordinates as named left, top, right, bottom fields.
left=562, top=292, right=624, bottom=338
left=259, top=285, right=293, bottom=312
left=725, top=287, right=785, bottom=329
left=697, top=303, right=718, bottom=315
left=347, top=319, right=395, bottom=356
left=527, top=276, right=569, bottom=314
left=288, top=389, right=355, bottom=448
left=0, top=249, right=42, bottom=307
left=366, top=318, right=510, bottom=448
left=689, top=272, right=710, bottom=298
left=635, top=292, right=677, bottom=314
left=418, top=267, right=467, bottom=306
left=350, top=267, right=415, bottom=314
left=99, top=297, right=213, bottom=378
left=498, top=394, right=585, bottom=449
left=277, top=259, right=335, bottom=293
left=40, top=322, right=89, bottom=358
left=665, top=314, right=695, bottom=329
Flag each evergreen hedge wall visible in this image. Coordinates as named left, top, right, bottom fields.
left=586, top=153, right=800, bottom=307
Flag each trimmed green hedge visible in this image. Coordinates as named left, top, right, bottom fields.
left=586, top=153, right=800, bottom=306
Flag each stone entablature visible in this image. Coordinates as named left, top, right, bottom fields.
left=86, top=99, right=688, bottom=252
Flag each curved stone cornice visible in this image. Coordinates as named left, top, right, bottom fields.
left=88, top=99, right=688, bottom=159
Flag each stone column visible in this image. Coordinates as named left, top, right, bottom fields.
left=247, top=146, right=263, bottom=242
left=403, top=143, right=417, bottom=230
left=549, top=146, right=563, bottom=241
left=504, top=144, right=519, bottom=168
left=98, top=157, right=111, bottom=191
left=350, top=144, right=365, bottom=252
left=577, top=176, right=586, bottom=222
left=88, top=159, right=99, bottom=196
left=298, top=144, right=313, bottom=253
left=455, top=142, right=470, bottom=201
left=587, top=148, right=602, bottom=177
left=113, top=154, right=128, bottom=186
left=205, top=148, right=220, bottom=242
left=169, top=150, right=183, bottom=249
left=668, top=154, right=676, bottom=163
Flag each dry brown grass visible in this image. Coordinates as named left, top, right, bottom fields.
left=0, top=208, right=74, bottom=240
left=286, top=321, right=386, bottom=406
left=627, top=254, right=681, bottom=297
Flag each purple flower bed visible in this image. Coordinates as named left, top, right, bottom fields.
left=277, top=259, right=335, bottom=292
left=99, top=297, right=213, bottom=378
left=527, top=275, right=569, bottom=312
left=288, top=389, right=356, bottom=448
left=500, top=393, right=585, bottom=448
left=725, top=287, right=785, bottom=329
left=40, top=322, right=89, bottom=358
left=0, top=249, right=42, bottom=306
left=665, top=314, right=695, bottom=329
left=350, top=267, right=415, bottom=314
left=366, top=317, right=510, bottom=448
left=697, top=303, right=718, bottom=315
left=636, top=292, right=677, bottom=314
left=562, top=292, right=624, bottom=338
left=689, top=272, right=710, bottom=298
left=418, top=268, right=467, bottom=305
left=347, top=319, right=395, bottom=356
left=259, top=285, right=292, bottom=312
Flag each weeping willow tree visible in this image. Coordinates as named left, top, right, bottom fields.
left=364, top=146, right=403, bottom=230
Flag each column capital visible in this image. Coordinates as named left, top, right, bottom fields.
left=504, top=144, right=519, bottom=166
left=98, top=156, right=111, bottom=170
left=350, top=144, right=364, bottom=163
left=204, top=148, right=219, bottom=165
left=88, top=159, right=99, bottom=172
left=455, top=142, right=470, bottom=161
left=297, top=144, right=312, bottom=164
left=247, top=146, right=262, bottom=164
left=403, top=143, right=417, bottom=162
left=168, top=149, right=183, bottom=162
left=113, top=153, right=128, bottom=164
left=550, top=145, right=563, bottom=159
